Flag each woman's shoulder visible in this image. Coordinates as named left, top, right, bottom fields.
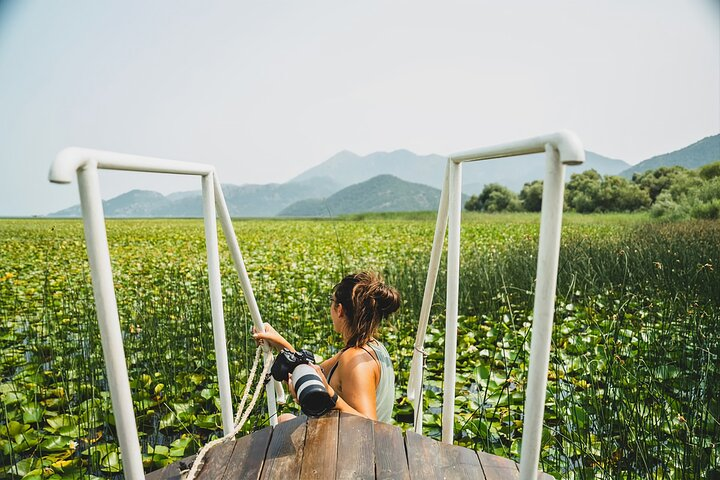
left=337, top=345, right=380, bottom=386
left=340, top=345, right=373, bottom=359
left=338, top=345, right=379, bottom=369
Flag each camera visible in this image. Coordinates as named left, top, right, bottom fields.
left=271, top=349, right=334, bottom=417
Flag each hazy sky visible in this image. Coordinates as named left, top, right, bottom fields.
left=1, top=0, right=718, bottom=216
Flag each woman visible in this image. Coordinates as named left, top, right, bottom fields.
left=253, top=271, right=400, bottom=422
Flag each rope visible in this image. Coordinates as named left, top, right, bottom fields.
left=413, top=345, right=428, bottom=431
left=183, top=346, right=272, bottom=480
left=234, top=346, right=264, bottom=424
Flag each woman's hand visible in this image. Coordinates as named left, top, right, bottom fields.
left=287, top=372, right=298, bottom=403
left=252, top=322, right=294, bottom=352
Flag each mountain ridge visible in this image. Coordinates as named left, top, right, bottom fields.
left=619, top=134, right=720, bottom=178
left=48, top=135, right=718, bottom=218
left=290, top=148, right=629, bottom=193
left=279, top=174, right=463, bottom=217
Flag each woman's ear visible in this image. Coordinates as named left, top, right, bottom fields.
left=336, top=302, right=346, bottom=319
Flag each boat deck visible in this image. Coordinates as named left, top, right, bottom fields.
left=145, top=411, right=553, bottom=479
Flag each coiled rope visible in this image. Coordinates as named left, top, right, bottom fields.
left=184, top=345, right=273, bottom=480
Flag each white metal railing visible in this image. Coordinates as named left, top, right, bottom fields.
left=48, top=148, right=282, bottom=480
left=406, top=131, right=584, bottom=480
left=50, top=132, right=583, bottom=479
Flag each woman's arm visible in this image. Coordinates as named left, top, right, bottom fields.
left=326, top=348, right=380, bottom=420
left=300, top=360, right=377, bottom=419
left=319, top=350, right=343, bottom=372
left=252, top=323, right=295, bottom=352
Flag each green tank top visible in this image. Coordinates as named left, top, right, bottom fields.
left=327, top=340, right=395, bottom=423
left=366, top=340, right=395, bottom=423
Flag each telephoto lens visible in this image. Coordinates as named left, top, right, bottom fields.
left=270, top=348, right=334, bottom=416
left=291, top=364, right=331, bottom=417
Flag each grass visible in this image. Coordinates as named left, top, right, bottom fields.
left=0, top=215, right=717, bottom=479
left=337, top=210, right=652, bottom=225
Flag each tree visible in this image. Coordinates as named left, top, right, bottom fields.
left=698, top=161, right=720, bottom=181
left=632, top=166, right=701, bottom=203
left=597, top=175, right=650, bottom=212
left=465, top=183, right=522, bottom=212
left=519, top=180, right=543, bottom=212
left=689, top=176, right=720, bottom=219
left=566, top=170, right=650, bottom=213
left=650, top=165, right=720, bottom=220
left=565, top=170, right=602, bottom=213
left=464, top=194, right=483, bottom=212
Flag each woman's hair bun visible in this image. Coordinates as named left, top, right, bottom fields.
left=334, top=271, right=401, bottom=347
left=349, top=272, right=401, bottom=318
left=374, top=282, right=401, bottom=317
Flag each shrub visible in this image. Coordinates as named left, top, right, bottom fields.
left=689, top=177, right=720, bottom=219
left=698, top=161, right=720, bottom=180
left=690, top=199, right=720, bottom=219
left=567, top=170, right=650, bottom=212
left=632, top=166, right=693, bottom=202
left=465, top=183, right=522, bottom=212
left=650, top=192, right=687, bottom=220
left=519, top=180, right=543, bottom=212
left=597, top=176, right=651, bottom=212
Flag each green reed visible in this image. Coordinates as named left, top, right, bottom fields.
left=1, top=217, right=717, bottom=479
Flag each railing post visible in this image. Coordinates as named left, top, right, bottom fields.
left=213, top=177, right=280, bottom=425
left=50, top=149, right=289, bottom=475
left=518, top=144, right=567, bottom=480
left=408, top=161, right=450, bottom=434
left=417, top=131, right=582, bottom=463
left=442, top=158, right=463, bottom=443
left=76, top=164, right=145, bottom=479
left=201, top=172, right=234, bottom=435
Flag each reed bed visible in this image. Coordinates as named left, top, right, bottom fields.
left=0, top=216, right=717, bottom=479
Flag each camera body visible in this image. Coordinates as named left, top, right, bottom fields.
left=271, top=348, right=334, bottom=417
left=271, top=349, right=316, bottom=382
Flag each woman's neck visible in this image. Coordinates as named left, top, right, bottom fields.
left=343, top=336, right=376, bottom=348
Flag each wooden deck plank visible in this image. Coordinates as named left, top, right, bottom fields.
left=222, top=425, right=273, bottom=480
left=299, top=411, right=340, bottom=479
left=373, top=421, right=410, bottom=480
left=336, top=413, right=375, bottom=480
left=405, top=430, right=440, bottom=480
left=145, top=454, right=196, bottom=480
left=436, top=441, right=485, bottom=480
left=260, top=415, right=308, bottom=480
left=195, top=439, right=236, bottom=479
left=146, top=414, right=555, bottom=480
left=477, top=451, right=519, bottom=480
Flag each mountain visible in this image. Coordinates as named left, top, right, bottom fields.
left=279, top=174, right=466, bottom=217
left=276, top=198, right=330, bottom=217
left=49, top=136, right=716, bottom=218
left=154, top=178, right=342, bottom=217
left=619, top=134, right=720, bottom=178
left=49, top=190, right=170, bottom=217
left=289, top=149, right=629, bottom=194
left=221, top=179, right=339, bottom=216
left=49, top=177, right=340, bottom=218
left=47, top=150, right=627, bottom=218
left=290, top=150, right=448, bottom=190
